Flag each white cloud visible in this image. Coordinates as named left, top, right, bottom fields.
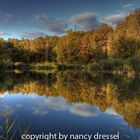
left=0, top=32, right=11, bottom=37
left=44, top=97, right=68, bottom=110
left=30, top=97, right=68, bottom=116
left=70, top=103, right=99, bottom=117
left=71, top=12, right=101, bottom=30
left=104, top=12, right=128, bottom=26
left=123, top=3, right=133, bottom=8
left=105, top=108, right=118, bottom=116
left=21, top=31, right=46, bottom=39
left=0, top=11, right=13, bottom=23
left=33, top=14, right=69, bottom=34
left=33, top=109, right=48, bottom=116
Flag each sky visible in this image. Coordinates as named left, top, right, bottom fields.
left=0, top=0, right=139, bottom=39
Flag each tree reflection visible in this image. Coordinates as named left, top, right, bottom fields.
left=0, top=71, right=140, bottom=128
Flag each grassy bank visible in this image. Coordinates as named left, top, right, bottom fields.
left=30, top=63, right=55, bottom=70
left=1, top=62, right=84, bottom=72
left=0, top=63, right=14, bottom=72
left=89, top=57, right=140, bottom=76
left=1, top=57, right=140, bottom=77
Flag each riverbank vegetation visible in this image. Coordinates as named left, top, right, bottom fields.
left=0, top=9, right=140, bottom=74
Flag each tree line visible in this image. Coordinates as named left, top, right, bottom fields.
left=0, top=9, right=140, bottom=66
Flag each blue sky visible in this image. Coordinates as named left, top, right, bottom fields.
left=0, top=0, right=139, bottom=39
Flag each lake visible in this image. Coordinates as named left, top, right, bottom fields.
left=0, top=71, right=140, bottom=140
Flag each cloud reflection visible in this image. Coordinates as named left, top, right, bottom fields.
left=70, top=103, right=99, bottom=117
left=0, top=94, right=119, bottom=118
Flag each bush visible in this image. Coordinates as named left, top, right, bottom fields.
left=90, top=57, right=140, bottom=74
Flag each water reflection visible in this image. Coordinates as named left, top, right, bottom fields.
left=0, top=71, right=140, bottom=139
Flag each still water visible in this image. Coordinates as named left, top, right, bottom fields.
left=0, top=71, right=140, bottom=140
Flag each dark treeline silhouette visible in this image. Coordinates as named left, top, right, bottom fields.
left=0, top=9, right=140, bottom=70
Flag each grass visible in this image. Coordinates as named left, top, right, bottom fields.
left=0, top=113, right=17, bottom=140
left=30, top=62, right=55, bottom=71
left=2, top=57, right=140, bottom=77
left=56, top=64, right=83, bottom=71
left=0, top=113, right=30, bottom=140
left=30, top=63, right=84, bottom=72
left=89, top=57, right=140, bottom=76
